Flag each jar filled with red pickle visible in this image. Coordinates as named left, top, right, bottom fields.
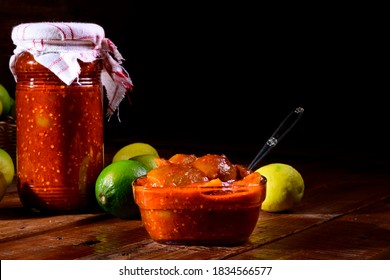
left=9, top=22, right=133, bottom=212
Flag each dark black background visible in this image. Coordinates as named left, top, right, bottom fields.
left=0, top=1, right=387, bottom=161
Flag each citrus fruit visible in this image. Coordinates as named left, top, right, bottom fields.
left=0, top=172, right=8, bottom=202
left=0, top=84, right=13, bottom=116
left=130, top=154, right=158, bottom=171
left=95, top=160, right=149, bottom=219
left=0, top=148, right=15, bottom=202
left=112, top=142, right=159, bottom=162
left=9, top=96, right=15, bottom=117
left=0, top=148, right=15, bottom=186
left=255, top=163, right=304, bottom=212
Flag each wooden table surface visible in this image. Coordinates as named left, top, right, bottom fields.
left=0, top=142, right=389, bottom=260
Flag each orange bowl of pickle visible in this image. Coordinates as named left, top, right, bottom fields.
left=133, top=153, right=267, bottom=246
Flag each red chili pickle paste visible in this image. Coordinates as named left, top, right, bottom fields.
left=134, top=154, right=267, bottom=245
left=15, top=52, right=104, bottom=212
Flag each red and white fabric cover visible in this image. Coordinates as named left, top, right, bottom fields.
left=9, top=22, right=133, bottom=119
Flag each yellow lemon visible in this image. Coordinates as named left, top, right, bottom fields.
left=255, top=163, right=304, bottom=212
left=130, top=154, right=159, bottom=171
left=112, top=142, right=159, bottom=162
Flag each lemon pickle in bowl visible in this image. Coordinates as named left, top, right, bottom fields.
left=133, top=154, right=267, bottom=246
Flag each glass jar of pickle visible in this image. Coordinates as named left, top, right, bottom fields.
left=9, top=22, right=133, bottom=212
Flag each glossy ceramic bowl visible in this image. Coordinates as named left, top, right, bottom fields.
left=133, top=176, right=267, bottom=246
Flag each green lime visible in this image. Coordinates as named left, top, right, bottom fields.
left=255, top=163, right=304, bottom=212
left=0, top=84, right=13, bottom=116
left=9, top=96, right=15, bottom=117
left=95, top=160, right=149, bottom=219
left=112, top=142, right=159, bottom=162
left=130, top=154, right=158, bottom=171
left=0, top=148, right=15, bottom=186
left=0, top=148, right=15, bottom=202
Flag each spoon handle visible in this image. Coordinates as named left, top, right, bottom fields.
left=248, top=107, right=305, bottom=170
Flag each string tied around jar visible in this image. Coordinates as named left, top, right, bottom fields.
left=9, top=22, right=133, bottom=120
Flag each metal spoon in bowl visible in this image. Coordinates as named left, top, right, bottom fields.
left=248, top=107, right=305, bottom=170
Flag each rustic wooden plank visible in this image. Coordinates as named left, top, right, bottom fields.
left=0, top=150, right=388, bottom=260
left=0, top=217, right=146, bottom=260
left=77, top=213, right=332, bottom=260
left=295, top=172, right=390, bottom=214
left=229, top=198, right=390, bottom=260
left=0, top=190, right=111, bottom=243
left=0, top=211, right=110, bottom=243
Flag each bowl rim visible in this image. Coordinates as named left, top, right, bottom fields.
left=133, top=178, right=266, bottom=210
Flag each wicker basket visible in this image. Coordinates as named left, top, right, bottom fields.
left=0, top=116, right=16, bottom=163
